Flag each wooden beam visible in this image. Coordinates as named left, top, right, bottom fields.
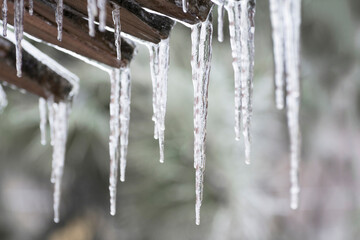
left=131, top=0, right=214, bottom=24
left=0, top=37, right=76, bottom=102
left=7, top=0, right=135, bottom=68
left=62, top=0, right=175, bottom=42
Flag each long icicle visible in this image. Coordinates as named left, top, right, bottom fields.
left=226, top=0, right=256, bottom=164
left=39, top=97, right=47, bottom=146
left=0, top=84, right=8, bottom=112
left=149, top=43, right=160, bottom=140
left=55, top=0, right=63, bottom=41
left=87, top=0, right=97, bottom=37
left=97, top=0, right=107, bottom=32
left=284, top=0, right=301, bottom=210
left=191, top=16, right=213, bottom=225
left=109, top=69, right=121, bottom=216
left=217, top=4, right=224, bottom=42
left=112, top=4, right=121, bottom=60
left=2, top=0, right=7, bottom=36
left=269, top=0, right=285, bottom=109
left=14, top=0, right=24, bottom=77
left=119, top=66, right=131, bottom=182
left=48, top=101, right=69, bottom=223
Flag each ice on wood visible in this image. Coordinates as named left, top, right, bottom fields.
left=226, top=0, right=256, bottom=164
left=148, top=38, right=170, bottom=163
left=191, top=17, right=213, bottom=225
left=0, top=84, right=8, bottom=112
left=48, top=101, right=70, bottom=223
left=109, top=68, right=121, bottom=216
left=97, top=0, right=107, bottom=32
left=2, top=0, right=7, bottom=36
left=87, top=0, right=97, bottom=37
left=112, top=4, right=121, bottom=60
left=39, top=97, right=47, bottom=146
left=55, top=0, right=63, bottom=41
left=14, top=0, right=24, bottom=77
left=119, top=66, right=131, bottom=182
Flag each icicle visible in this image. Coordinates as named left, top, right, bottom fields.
left=14, top=0, right=24, bottom=77
left=119, top=66, right=131, bottom=182
left=48, top=101, right=69, bottom=223
left=226, top=0, right=256, bottom=164
left=0, top=84, right=8, bottom=113
left=191, top=16, right=213, bottom=225
left=55, top=0, right=63, bottom=41
left=148, top=39, right=170, bottom=163
left=47, top=98, right=55, bottom=146
left=97, top=0, right=107, bottom=32
left=269, top=0, right=285, bottom=110
left=109, top=68, right=121, bottom=216
left=87, top=0, right=97, bottom=37
left=39, top=97, right=47, bottom=145
left=217, top=4, right=224, bottom=42
left=112, top=4, right=121, bottom=60
left=2, top=0, right=7, bottom=36
left=182, top=0, right=188, bottom=13
left=29, top=0, right=33, bottom=15
left=283, top=0, right=302, bottom=210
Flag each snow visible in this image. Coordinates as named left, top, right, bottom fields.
left=55, top=0, right=63, bottom=41
left=148, top=38, right=170, bottom=163
left=0, top=84, right=8, bottom=113
left=39, top=97, right=47, bottom=146
left=112, top=4, right=121, bottom=60
left=191, top=17, right=213, bottom=225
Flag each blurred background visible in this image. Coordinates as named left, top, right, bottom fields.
left=0, top=0, right=360, bottom=239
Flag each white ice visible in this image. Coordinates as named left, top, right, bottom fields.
left=87, top=0, right=97, bottom=37
left=112, top=4, right=121, bottom=60
left=29, top=0, right=33, bottom=15
left=182, top=0, right=188, bottom=13
left=97, top=0, right=107, bottom=32
left=39, top=97, right=47, bottom=146
left=0, top=84, right=8, bottom=112
left=2, top=0, right=7, bottom=36
left=55, top=0, right=63, bottom=41
left=14, top=0, right=24, bottom=77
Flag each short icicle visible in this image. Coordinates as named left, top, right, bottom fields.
left=0, top=84, right=8, bottom=112
left=148, top=39, right=170, bottom=163
left=226, top=0, right=256, bottom=164
left=217, top=4, right=224, bottom=42
left=284, top=0, right=302, bottom=210
left=29, top=0, right=33, bottom=15
left=119, top=66, right=131, bottom=182
left=48, top=101, right=70, bottom=223
left=14, top=0, right=24, bottom=77
left=269, top=0, right=285, bottom=109
left=112, top=4, right=121, bottom=60
left=55, top=0, right=63, bottom=41
left=182, top=0, right=187, bottom=13
left=2, top=0, right=7, bottom=36
left=109, top=69, right=121, bottom=216
left=39, top=97, right=47, bottom=145
left=97, top=0, right=107, bottom=32
left=191, top=16, right=213, bottom=225
left=87, top=0, right=97, bottom=37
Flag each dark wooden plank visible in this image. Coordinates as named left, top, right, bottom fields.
left=0, top=37, right=76, bottom=102
left=7, top=0, right=135, bottom=68
left=131, top=0, right=214, bottom=24
left=62, top=0, right=175, bottom=42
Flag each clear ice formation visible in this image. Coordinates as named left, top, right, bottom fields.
left=191, top=17, right=213, bottom=225
left=14, top=0, right=24, bottom=77
left=112, top=4, right=121, bottom=60
left=269, top=0, right=302, bottom=209
left=39, top=97, right=47, bottom=146
left=2, top=0, right=7, bottom=36
left=47, top=100, right=70, bottom=223
left=109, top=68, right=121, bottom=216
left=55, top=0, right=63, bottom=41
left=225, top=0, right=256, bottom=165
left=148, top=38, right=170, bottom=163
left=87, top=0, right=97, bottom=37
left=0, top=84, right=8, bottom=112
left=97, top=0, right=107, bottom=32
left=108, top=66, right=131, bottom=215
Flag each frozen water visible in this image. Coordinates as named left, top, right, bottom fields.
left=39, top=97, right=47, bottom=145
left=112, top=4, right=121, bottom=60
left=87, top=0, right=97, bottom=37
left=55, top=0, right=63, bottom=41
left=14, top=0, right=24, bottom=77
left=217, top=4, right=224, bottom=42
left=191, top=17, right=213, bottom=225
left=29, top=0, right=33, bottom=15
left=182, top=0, right=188, bottom=13
left=0, top=84, right=8, bottom=112
left=97, top=0, right=107, bottom=32
left=2, top=0, right=7, bottom=36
